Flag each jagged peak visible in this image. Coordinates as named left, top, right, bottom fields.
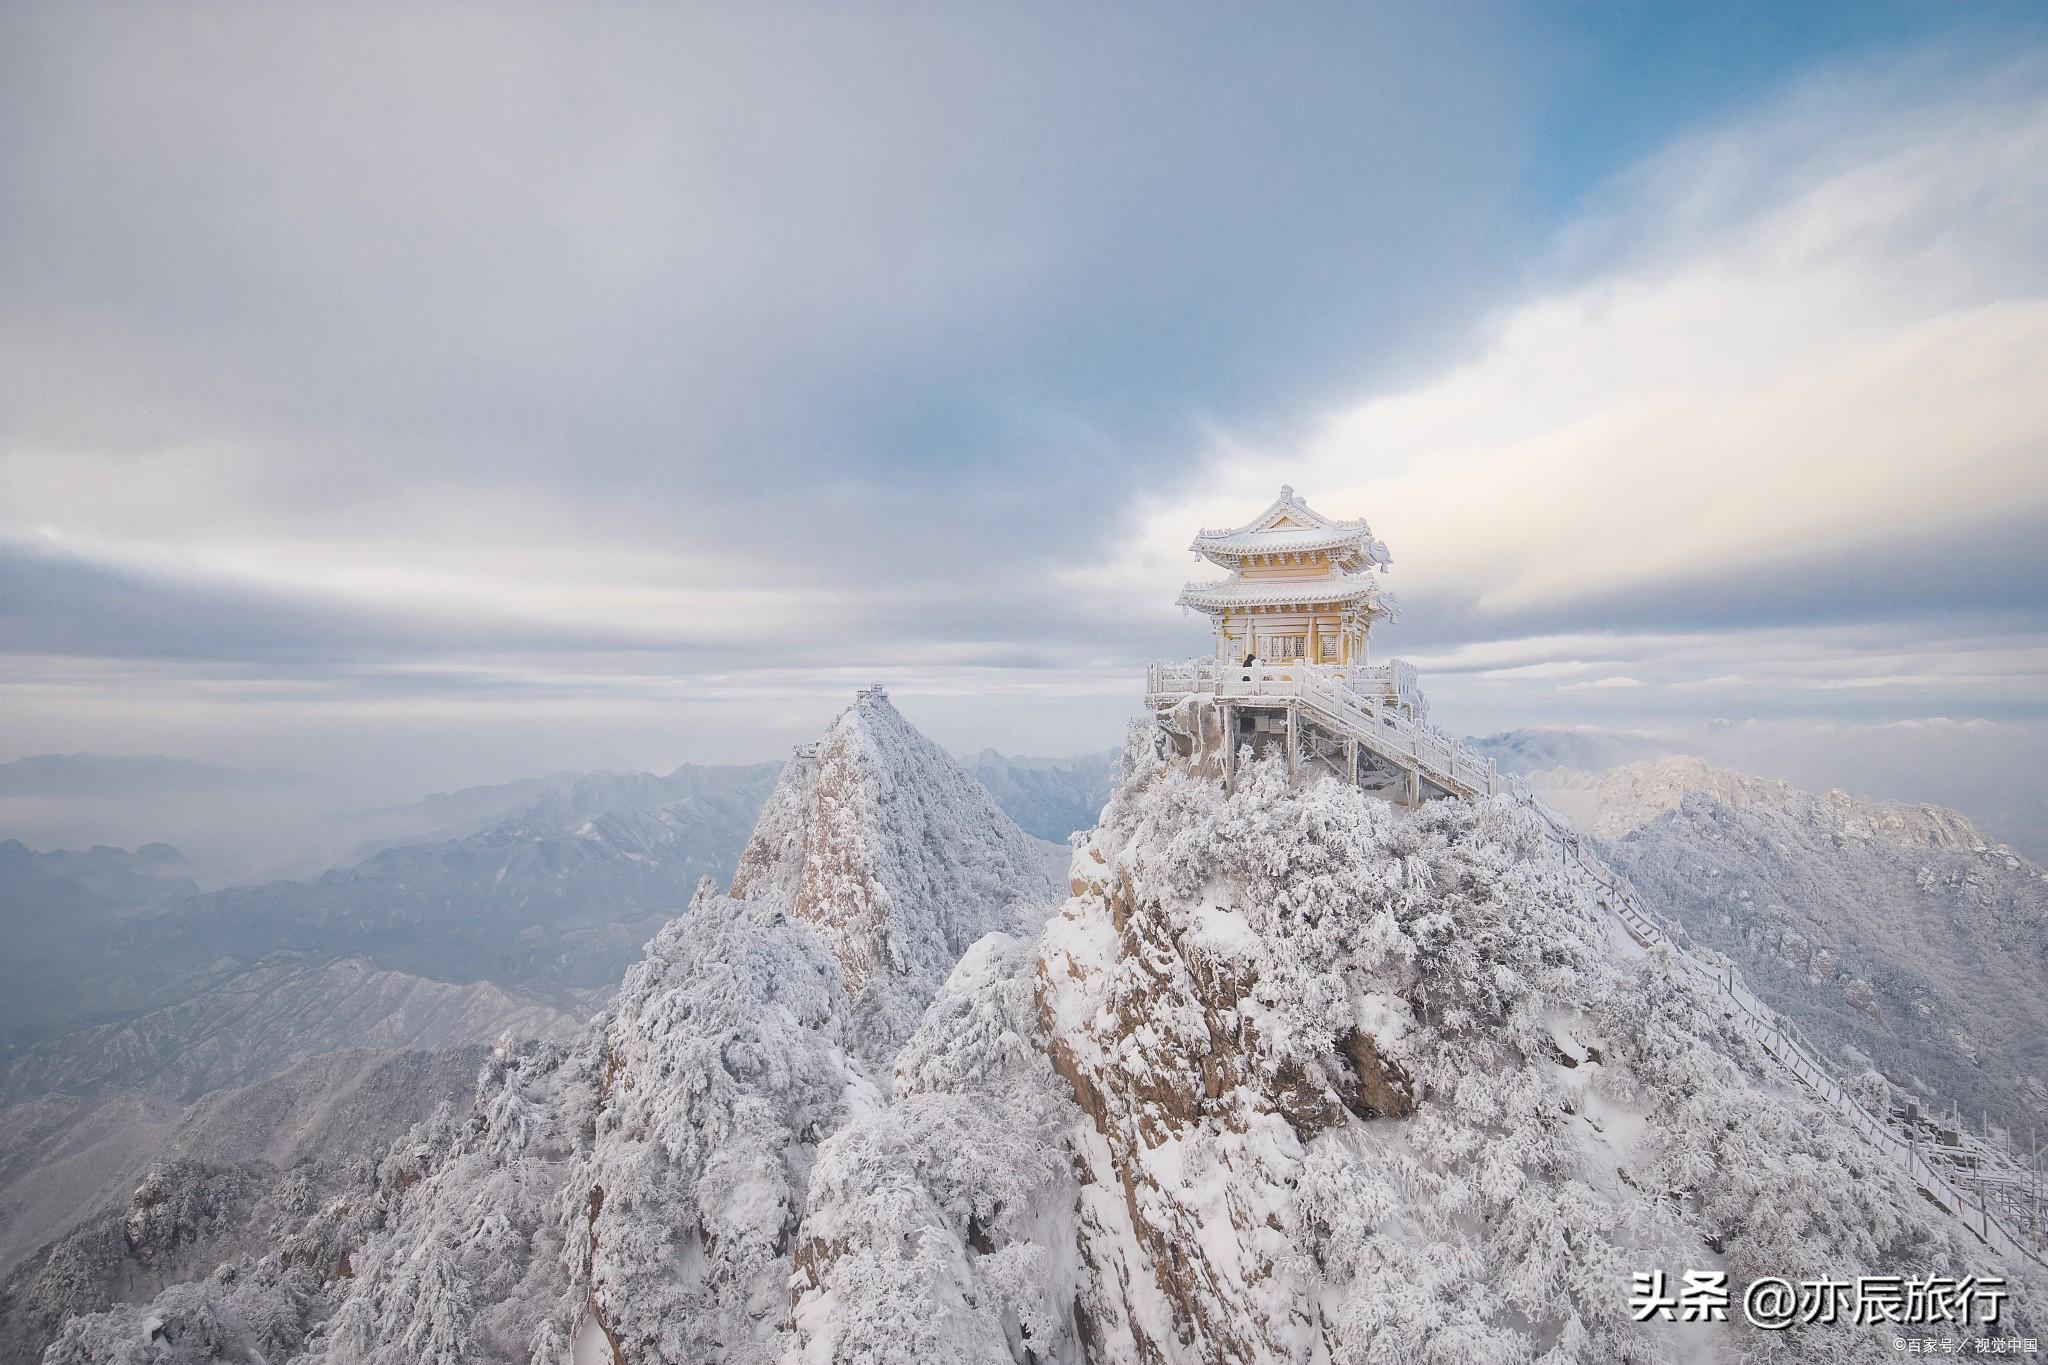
left=730, top=686, right=1059, bottom=1062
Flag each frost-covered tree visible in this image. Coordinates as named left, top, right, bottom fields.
left=555, top=882, right=862, bottom=1365
left=791, top=935, right=1086, bottom=1364
left=41, top=1255, right=314, bottom=1365
left=299, top=1037, right=597, bottom=1365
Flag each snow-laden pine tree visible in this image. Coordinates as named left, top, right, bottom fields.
left=786, top=934, right=1087, bottom=1364
left=561, top=887, right=860, bottom=1364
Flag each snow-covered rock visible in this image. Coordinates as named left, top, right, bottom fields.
left=567, top=887, right=861, bottom=1365
left=731, top=686, right=1060, bottom=1062
left=787, top=933, right=1086, bottom=1364
left=1023, top=741, right=2028, bottom=1362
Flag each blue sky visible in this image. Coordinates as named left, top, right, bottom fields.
left=2, top=3, right=2045, bottom=846
left=1525, top=3, right=2009, bottom=215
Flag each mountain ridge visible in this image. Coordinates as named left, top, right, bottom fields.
left=38, top=710, right=2039, bottom=1362
left=1534, top=755, right=2048, bottom=1142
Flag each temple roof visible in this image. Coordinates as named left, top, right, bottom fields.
left=1190, top=486, right=1390, bottom=571
left=1176, top=577, right=1396, bottom=614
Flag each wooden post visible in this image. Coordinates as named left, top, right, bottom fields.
left=1347, top=737, right=1359, bottom=786
left=1406, top=765, right=1420, bottom=806
left=1285, top=705, right=1298, bottom=781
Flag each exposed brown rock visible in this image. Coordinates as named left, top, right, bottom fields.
left=788, top=1231, right=848, bottom=1320
left=1036, top=873, right=1346, bottom=1362
left=583, top=1184, right=627, bottom=1365
left=1335, top=1029, right=1415, bottom=1120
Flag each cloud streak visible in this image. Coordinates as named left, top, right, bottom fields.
left=1, top=9, right=2044, bottom=810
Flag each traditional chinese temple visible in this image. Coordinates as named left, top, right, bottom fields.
left=1176, top=485, right=1396, bottom=667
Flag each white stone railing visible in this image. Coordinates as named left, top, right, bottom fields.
left=1150, top=657, right=1426, bottom=713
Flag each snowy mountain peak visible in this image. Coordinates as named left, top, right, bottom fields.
left=730, top=687, right=1059, bottom=1059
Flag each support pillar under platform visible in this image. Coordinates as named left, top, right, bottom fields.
left=1222, top=703, right=1237, bottom=790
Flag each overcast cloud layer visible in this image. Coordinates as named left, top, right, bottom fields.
left=3, top=4, right=2046, bottom=848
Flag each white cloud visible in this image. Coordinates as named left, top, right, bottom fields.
left=1097, top=61, right=2048, bottom=624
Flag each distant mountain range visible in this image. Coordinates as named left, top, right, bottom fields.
left=130, top=768, right=788, bottom=1002
left=961, top=746, right=1116, bottom=843
left=1531, top=756, right=2048, bottom=1143
left=2, top=749, right=1112, bottom=1037
left=28, top=702, right=2015, bottom=1364
left=0, top=841, right=199, bottom=1035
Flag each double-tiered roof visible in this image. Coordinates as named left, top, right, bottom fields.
left=1175, top=489, right=1397, bottom=659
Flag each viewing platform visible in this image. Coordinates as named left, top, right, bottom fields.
left=1146, top=655, right=1501, bottom=804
